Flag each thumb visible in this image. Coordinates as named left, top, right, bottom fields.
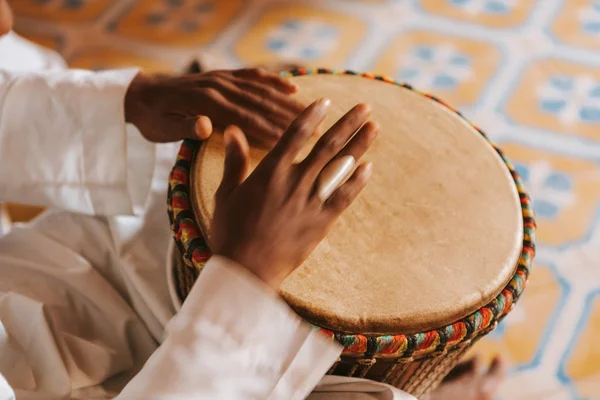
left=193, top=115, right=213, bottom=140
left=216, top=125, right=250, bottom=199
left=153, top=115, right=213, bottom=142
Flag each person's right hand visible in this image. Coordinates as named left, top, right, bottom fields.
left=124, top=68, right=304, bottom=147
left=210, top=99, right=378, bottom=290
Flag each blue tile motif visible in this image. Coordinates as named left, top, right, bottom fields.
left=396, top=45, right=472, bottom=90
left=265, top=19, right=339, bottom=60
left=514, top=162, right=575, bottom=220
left=448, top=0, right=515, bottom=15
left=537, top=75, right=600, bottom=125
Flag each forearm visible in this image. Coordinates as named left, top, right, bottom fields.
left=118, top=256, right=342, bottom=400
left=0, top=68, right=155, bottom=216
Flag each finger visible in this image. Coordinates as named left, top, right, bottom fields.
left=233, top=68, right=298, bottom=93
left=234, top=78, right=305, bottom=114
left=229, top=107, right=282, bottom=147
left=486, top=356, right=506, bottom=379
left=254, top=62, right=304, bottom=75
left=183, top=86, right=282, bottom=146
left=442, top=356, right=481, bottom=382
left=267, top=98, right=330, bottom=165
left=303, top=120, right=378, bottom=185
left=324, top=162, right=372, bottom=215
left=195, top=115, right=213, bottom=140
left=300, top=104, right=371, bottom=175
left=209, top=95, right=283, bottom=147
left=473, top=354, right=485, bottom=376
left=216, top=125, right=250, bottom=199
left=335, top=121, right=379, bottom=160
left=316, top=155, right=356, bottom=202
left=154, top=115, right=212, bottom=142
left=214, top=78, right=301, bottom=130
left=482, top=356, right=506, bottom=396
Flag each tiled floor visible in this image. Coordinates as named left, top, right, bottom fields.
left=12, top=1, right=600, bottom=399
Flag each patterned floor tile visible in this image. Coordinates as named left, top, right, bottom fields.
left=468, top=264, right=565, bottom=370
left=68, top=48, right=176, bottom=73
left=234, top=4, right=367, bottom=68
left=112, top=0, right=243, bottom=46
left=370, top=30, right=500, bottom=107
left=562, top=291, right=600, bottom=399
left=419, top=0, right=538, bottom=28
left=11, top=0, right=115, bottom=22
left=551, top=0, right=600, bottom=51
left=501, top=143, right=600, bottom=246
left=502, top=58, right=600, bottom=141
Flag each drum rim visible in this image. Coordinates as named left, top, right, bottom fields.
left=167, top=68, right=536, bottom=360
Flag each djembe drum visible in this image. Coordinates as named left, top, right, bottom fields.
left=167, top=69, right=536, bottom=398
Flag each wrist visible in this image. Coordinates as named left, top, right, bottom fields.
left=246, top=265, right=288, bottom=291
left=124, top=72, right=148, bottom=126
left=215, top=254, right=282, bottom=291
left=215, top=249, right=287, bottom=291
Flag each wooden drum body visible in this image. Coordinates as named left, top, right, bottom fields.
left=167, top=69, right=536, bottom=398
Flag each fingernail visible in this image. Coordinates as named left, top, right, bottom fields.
left=195, top=116, right=212, bottom=140
left=358, top=103, right=371, bottom=114
left=317, top=97, right=331, bottom=110
left=367, top=121, right=380, bottom=139
left=363, top=162, right=373, bottom=179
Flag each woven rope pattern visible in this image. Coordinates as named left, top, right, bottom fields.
left=167, top=68, right=536, bottom=359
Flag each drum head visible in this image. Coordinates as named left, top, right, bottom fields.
left=192, top=73, right=523, bottom=335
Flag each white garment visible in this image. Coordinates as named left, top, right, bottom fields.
left=0, top=32, right=415, bottom=400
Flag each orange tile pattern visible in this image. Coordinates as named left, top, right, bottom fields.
left=112, top=0, right=244, bottom=46
left=371, top=30, right=501, bottom=107
left=11, top=1, right=600, bottom=398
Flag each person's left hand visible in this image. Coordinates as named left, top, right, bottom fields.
left=124, top=68, right=305, bottom=147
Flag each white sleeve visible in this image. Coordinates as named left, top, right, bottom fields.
left=118, top=256, right=343, bottom=400
left=0, top=68, right=155, bottom=216
left=0, top=373, right=16, bottom=400
left=308, top=375, right=417, bottom=400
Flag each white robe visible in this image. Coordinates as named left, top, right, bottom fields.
left=0, top=32, right=415, bottom=400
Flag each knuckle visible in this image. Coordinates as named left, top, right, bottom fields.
left=203, top=87, right=221, bottom=98
left=333, top=195, right=352, bottom=210
left=288, top=119, right=311, bottom=137
left=209, top=76, right=229, bottom=88
left=246, top=91, right=264, bottom=105
left=263, top=169, right=283, bottom=190
left=348, top=111, right=364, bottom=124
left=322, top=136, right=344, bottom=153
left=261, top=101, right=279, bottom=115
left=250, top=83, right=272, bottom=96
left=239, top=112, right=259, bottom=127
left=260, top=156, right=280, bottom=175
left=237, top=67, right=259, bottom=78
left=332, top=187, right=354, bottom=207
